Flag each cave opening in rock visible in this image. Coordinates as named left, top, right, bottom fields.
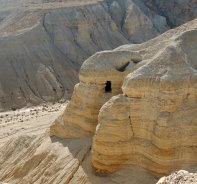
left=105, top=81, right=112, bottom=92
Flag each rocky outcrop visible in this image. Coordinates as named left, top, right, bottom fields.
left=0, top=133, right=93, bottom=184
left=157, top=170, right=197, bottom=184
left=50, top=50, right=139, bottom=138
left=51, top=17, right=197, bottom=177
left=92, top=21, right=197, bottom=176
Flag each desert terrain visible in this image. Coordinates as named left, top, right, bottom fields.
left=0, top=0, right=196, bottom=111
left=0, top=0, right=197, bottom=184
left=0, top=101, right=67, bottom=145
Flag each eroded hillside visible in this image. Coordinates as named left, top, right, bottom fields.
left=0, top=0, right=196, bottom=111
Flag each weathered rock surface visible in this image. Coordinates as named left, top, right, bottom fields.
left=92, top=20, right=197, bottom=177
left=1, top=1, right=197, bottom=183
left=51, top=17, right=197, bottom=177
left=157, top=170, right=197, bottom=184
left=50, top=50, right=138, bottom=138
left=0, top=133, right=157, bottom=184
left=141, top=0, right=197, bottom=28
left=1, top=0, right=197, bottom=111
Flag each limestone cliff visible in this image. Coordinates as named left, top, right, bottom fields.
left=0, top=0, right=197, bottom=111
left=51, top=17, right=197, bottom=177
left=92, top=21, right=197, bottom=176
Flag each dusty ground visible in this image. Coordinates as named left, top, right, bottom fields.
left=0, top=101, right=67, bottom=146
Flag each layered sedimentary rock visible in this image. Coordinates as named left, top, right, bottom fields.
left=50, top=50, right=141, bottom=138
left=93, top=26, right=197, bottom=176
left=51, top=18, right=197, bottom=177
left=0, top=133, right=157, bottom=184
left=1, top=1, right=197, bottom=183
left=1, top=0, right=197, bottom=111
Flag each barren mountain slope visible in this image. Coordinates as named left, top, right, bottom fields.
left=141, top=0, right=197, bottom=27
left=0, top=0, right=196, bottom=111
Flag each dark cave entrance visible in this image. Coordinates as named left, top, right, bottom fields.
left=105, top=81, right=112, bottom=92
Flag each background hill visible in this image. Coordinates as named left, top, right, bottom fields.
left=0, top=0, right=196, bottom=111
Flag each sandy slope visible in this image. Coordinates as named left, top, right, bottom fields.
left=0, top=132, right=158, bottom=184
left=0, top=100, right=157, bottom=184
left=0, top=101, right=67, bottom=146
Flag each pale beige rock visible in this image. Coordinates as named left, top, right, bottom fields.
left=157, top=170, right=197, bottom=184
left=0, top=1, right=197, bottom=183
left=92, top=19, right=197, bottom=176
left=50, top=50, right=141, bottom=138
left=0, top=133, right=157, bottom=184
left=51, top=18, right=197, bottom=177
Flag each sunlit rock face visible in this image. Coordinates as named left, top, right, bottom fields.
left=51, top=18, right=197, bottom=177
left=50, top=50, right=139, bottom=138
left=92, top=21, right=197, bottom=176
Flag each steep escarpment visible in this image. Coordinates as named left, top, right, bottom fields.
left=3, top=0, right=197, bottom=111
left=141, top=0, right=197, bottom=28
left=0, top=0, right=197, bottom=111
left=51, top=18, right=197, bottom=177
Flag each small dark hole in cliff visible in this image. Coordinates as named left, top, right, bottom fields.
left=105, top=81, right=111, bottom=92
left=11, top=107, right=16, bottom=111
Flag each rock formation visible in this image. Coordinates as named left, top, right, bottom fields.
left=141, top=0, right=197, bottom=28
left=50, top=50, right=140, bottom=138
left=0, top=133, right=157, bottom=184
left=51, top=17, right=197, bottom=177
left=157, top=170, right=197, bottom=184
left=0, top=1, right=197, bottom=183
left=0, top=0, right=196, bottom=111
